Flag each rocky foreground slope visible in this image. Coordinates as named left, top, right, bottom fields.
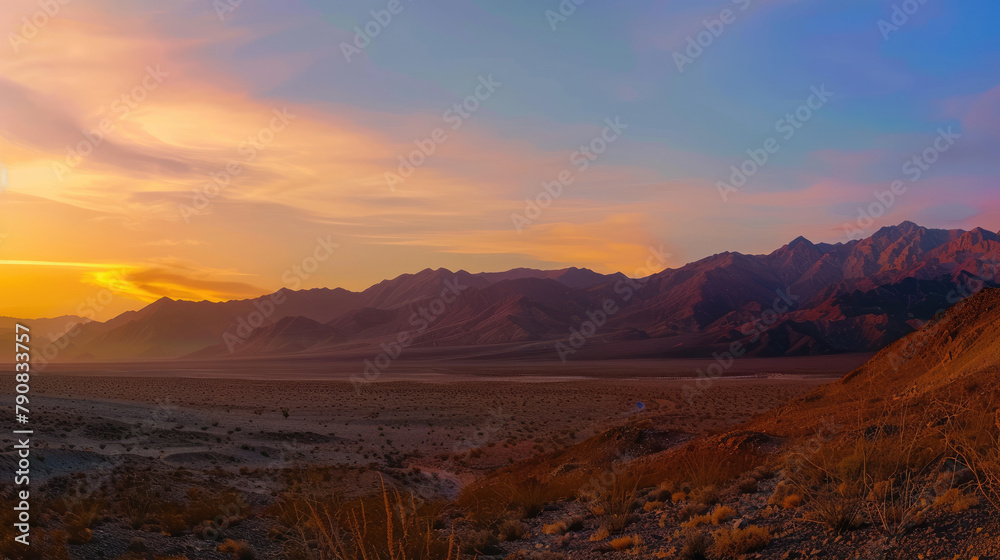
left=455, top=289, right=1000, bottom=560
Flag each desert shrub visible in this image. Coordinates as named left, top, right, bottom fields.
left=680, top=513, right=711, bottom=529
left=945, top=404, right=1000, bottom=512
left=933, top=488, right=979, bottom=512
left=591, top=473, right=638, bottom=535
left=648, top=486, right=673, bottom=502
left=458, top=471, right=585, bottom=526
left=65, top=498, right=105, bottom=543
left=642, top=500, right=664, bottom=512
left=542, top=515, right=583, bottom=535
left=781, top=494, right=802, bottom=509
left=709, top=505, right=736, bottom=525
left=589, top=526, right=610, bottom=541
left=158, top=511, right=188, bottom=536
left=677, top=447, right=762, bottom=490
left=496, top=519, right=529, bottom=541
left=0, top=529, right=71, bottom=560
left=185, top=487, right=250, bottom=528
left=609, top=534, right=642, bottom=551
left=733, top=476, right=758, bottom=495
left=801, top=484, right=863, bottom=534
left=708, top=525, right=771, bottom=558
left=677, top=503, right=709, bottom=522
left=767, top=481, right=794, bottom=506
left=679, top=530, right=709, bottom=560
left=121, top=490, right=155, bottom=530
left=689, top=485, right=719, bottom=505
left=273, top=477, right=458, bottom=560
left=784, top=403, right=942, bottom=536
left=460, top=530, right=501, bottom=556
left=218, top=539, right=256, bottom=560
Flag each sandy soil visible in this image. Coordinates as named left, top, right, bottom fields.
left=6, top=357, right=861, bottom=491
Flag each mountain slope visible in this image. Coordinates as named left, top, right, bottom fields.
left=24, top=222, right=1000, bottom=363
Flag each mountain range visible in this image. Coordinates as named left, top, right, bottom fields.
left=18, top=221, right=1000, bottom=364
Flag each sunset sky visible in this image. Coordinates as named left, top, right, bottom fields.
left=1, top=0, right=999, bottom=320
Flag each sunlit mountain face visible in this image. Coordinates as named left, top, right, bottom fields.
left=10, top=222, right=1000, bottom=365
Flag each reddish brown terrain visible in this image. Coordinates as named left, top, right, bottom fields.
left=1, top=223, right=997, bottom=559
left=7, top=222, right=1000, bottom=366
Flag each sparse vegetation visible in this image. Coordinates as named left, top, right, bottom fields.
left=708, top=525, right=771, bottom=558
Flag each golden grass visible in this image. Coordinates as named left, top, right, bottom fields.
left=609, top=534, right=642, bottom=551
left=274, top=475, right=458, bottom=560
left=709, top=505, right=736, bottom=525
left=708, top=525, right=771, bottom=558
left=542, top=515, right=583, bottom=535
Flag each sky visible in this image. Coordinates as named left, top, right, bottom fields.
left=1, top=0, right=999, bottom=320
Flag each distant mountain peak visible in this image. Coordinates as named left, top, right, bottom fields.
left=787, top=235, right=814, bottom=248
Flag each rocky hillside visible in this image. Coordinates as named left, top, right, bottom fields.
left=452, top=289, right=1000, bottom=559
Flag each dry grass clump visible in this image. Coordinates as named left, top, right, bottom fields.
left=496, top=519, right=529, bottom=541
left=688, top=485, right=719, bottom=505
left=676, top=502, right=709, bottom=522
left=709, top=505, right=736, bottom=525
left=608, top=534, right=643, bottom=551
left=273, top=475, right=458, bottom=560
left=458, top=471, right=586, bottom=525
left=218, top=539, right=256, bottom=560
left=678, top=530, right=709, bottom=560
left=933, top=487, right=979, bottom=512
left=708, top=525, right=771, bottom=558
left=801, top=485, right=863, bottom=534
left=733, top=476, right=759, bottom=495
left=0, top=529, right=71, bottom=560
left=943, top=400, right=1000, bottom=512
left=642, top=500, right=665, bottom=512
left=65, top=498, right=105, bottom=543
left=584, top=473, right=638, bottom=535
left=767, top=481, right=794, bottom=506
left=460, top=530, right=501, bottom=556
left=589, top=526, right=610, bottom=542
left=680, top=513, right=711, bottom=529
left=781, top=494, right=802, bottom=509
left=782, top=402, right=946, bottom=536
left=542, top=515, right=583, bottom=535
left=677, top=447, right=762, bottom=490
left=681, top=505, right=735, bottom=529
